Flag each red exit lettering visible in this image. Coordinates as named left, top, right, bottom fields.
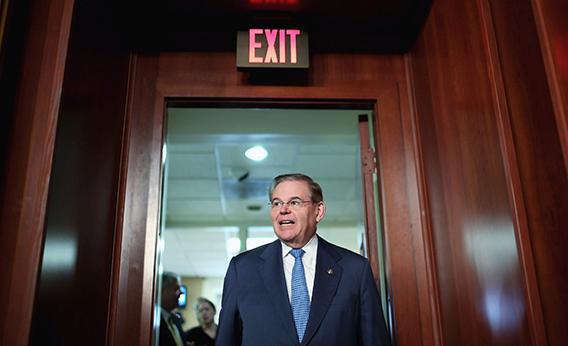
left=249, top=29, right=300, bottom=64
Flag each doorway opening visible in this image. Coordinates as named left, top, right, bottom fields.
left=153, top=103, right=388, bottom=343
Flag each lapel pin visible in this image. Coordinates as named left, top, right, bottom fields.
left=327, top=268, right=333, bottom=275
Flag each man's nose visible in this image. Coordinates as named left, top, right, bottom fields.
left=279, top=203, right=291, bottom=213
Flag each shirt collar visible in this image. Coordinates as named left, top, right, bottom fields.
left=281, top=233, right=318, bottom=258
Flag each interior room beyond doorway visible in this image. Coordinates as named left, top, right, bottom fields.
left=156, top=106, right=379, bottom=335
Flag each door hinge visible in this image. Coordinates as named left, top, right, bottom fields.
left=361, top=147, right=376, bottom=174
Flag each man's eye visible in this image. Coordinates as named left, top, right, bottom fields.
left=290, top=200, right=301, bottom=207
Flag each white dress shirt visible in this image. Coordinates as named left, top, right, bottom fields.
left=281, top=234, right=318, bottom=302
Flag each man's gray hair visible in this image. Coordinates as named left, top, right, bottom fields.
left=268, top=173, right=323, bottom=202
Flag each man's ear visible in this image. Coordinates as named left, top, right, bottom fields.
left=315, top=202, right=326, bottom=223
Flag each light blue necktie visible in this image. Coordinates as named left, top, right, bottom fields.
left=290, top=248, right=310, bottom=342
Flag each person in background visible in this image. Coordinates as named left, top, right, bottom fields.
left=159, top=272, right=188, bottom=346
left=185, top=297, right=217, bottom=346
left=216, top=173, right=391, bottom=345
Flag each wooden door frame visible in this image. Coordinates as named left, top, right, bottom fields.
left=0, top=0, right=75, bottom=344
left=108, top=52, right=438, bottom=346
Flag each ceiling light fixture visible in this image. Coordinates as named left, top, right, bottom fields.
left=245, top=145, right=268, bottom=161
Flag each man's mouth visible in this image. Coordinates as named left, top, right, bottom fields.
left=279, top=220, right=295, bottom=225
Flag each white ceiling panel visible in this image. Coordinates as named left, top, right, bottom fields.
left=167, top=179, right=220, bottom=199
left=167, top=108, right=362, bottom=136
left=167, top=200, right=223, bottom=218
left=168, top=142, right=214, bottom=153
left=239, top=166, right=298, bottom=180
left=162, top=253, right=188, bottom=263
left=295, top=154, right=359, bottom=179
left=298, top=142, right=357, bottom=154
left=223, top=200, right=271, bottom=218
left=168, top=153, right=217, bottom=179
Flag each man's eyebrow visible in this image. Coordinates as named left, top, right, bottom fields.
left=272, top=195, right=303, bottom=201
left=272, top=196, right=309, bottom=201
left=272, top=196, right=302, bottom=200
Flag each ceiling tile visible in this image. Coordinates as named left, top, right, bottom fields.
left=167, top=200, right=223, bottom=218
left=167, top=179, right=220, bottom=199
left=168, top=153, right=217, bottom=179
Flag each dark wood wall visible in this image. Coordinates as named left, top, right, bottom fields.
left=30, top=2, right=130, bottom=346
left=532, top=0, right=568, bottom=172
left=0, top=0, right=74, bottom=344
left=489, top=0, right=568, bottom=344
left=409, top=0, right=568, bottom=345
left=26, top=1, right=131, bottom=345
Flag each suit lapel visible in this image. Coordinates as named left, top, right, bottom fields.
left=258, top=240, right=299, bottom=345
left=301, top=237, right=342, bottom=345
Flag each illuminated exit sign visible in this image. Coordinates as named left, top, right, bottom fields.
left=237, top=29, right=309, bottom=69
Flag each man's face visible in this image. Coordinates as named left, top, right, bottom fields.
left=271, top=180, right=325, bottom=248
left=161, top=279, right=182, bottom=311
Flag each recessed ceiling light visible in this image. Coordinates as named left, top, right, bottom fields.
left=245, top=145, right=268, bottom=161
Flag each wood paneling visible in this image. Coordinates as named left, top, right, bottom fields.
left=0, top=0, right=26, bottom=188
left=409, top=0, right=534, bottom=344
left=25, top=1, right=131, bottom=345
left=532, top=0, right=568, bottom=174
left=115, top=51, right=435, bottom=346
left=489, top=0, right=568, bottom=344
left=107, top=54, right=160, bottom=346
left=128, top=0, right=431, bottom=53
left=410, top=0, right=568, bottom=344
left=0, top=0, right=74, bottom=344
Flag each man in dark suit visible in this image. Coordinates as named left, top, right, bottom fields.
left=159, top=271, right=187, bottom=346
left=217, top=173, right=391, bottom=346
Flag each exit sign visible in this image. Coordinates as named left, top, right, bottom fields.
left=237, top=29, right=309, bottom=69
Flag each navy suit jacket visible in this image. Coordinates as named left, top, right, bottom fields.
left=216, top=237, right=391, bottom=346
left=159, top=312, right=186, bottom=346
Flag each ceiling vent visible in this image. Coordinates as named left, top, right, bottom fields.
left=222, top=178, right=271, bottom=200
